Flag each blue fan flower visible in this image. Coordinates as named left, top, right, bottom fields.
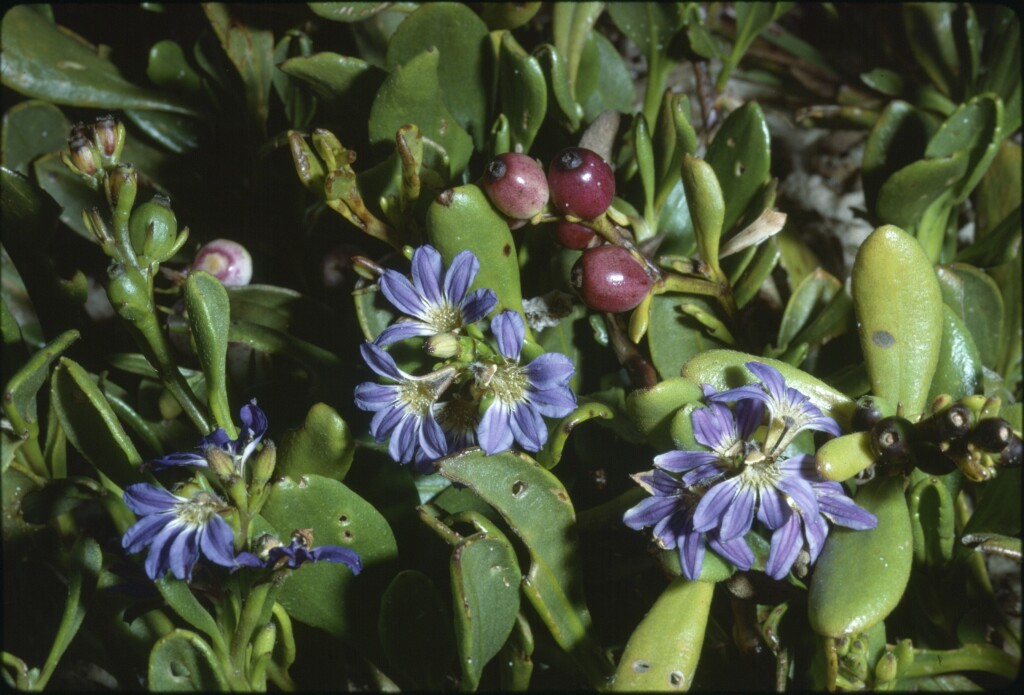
left=235, top=530, right=362, bottom=575
left=121, top=483, right=237, bottom=582
left=146, top=400, right=267, bottom=474
left=375, top=245, right=497, bottom=346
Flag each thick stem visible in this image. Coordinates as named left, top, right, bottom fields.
left=901, top=643, right=1019, bottom=681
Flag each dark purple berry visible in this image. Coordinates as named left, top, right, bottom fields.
left=551, top=221, right=599, bottom=250
left=852, top=396, right=885, bottom=432
left=548, top=147, right=615, bottom=219
left=871, top=416, right=917, bottom=462
left=481, top=153, right=549, bottom=220
left=970, top=417, right=1014, bottom=453
left=571, top=245, right=651, bottom=313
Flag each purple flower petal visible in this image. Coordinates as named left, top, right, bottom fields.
left=143, top=522, right=180, bottom=580
left=814, top=486, right=878, bottom=530
left=354, top=382, right=397, bottom=411
left=411, top=245, right=444, bottom=305
left=682, top=463, right=726, bottom=487
left=370, top=405, right=404, bottom=441
left=526, top=384, right=576, bottom=418
left=239, top=401, right=267, bottom=440
left=511, top=402, right=547, bottom=452
left=379, top=270, right=427, bottom=317
left=443, top=250, right=478, bottom=304
left=775, top=474, right=819, bottom=519
left=678, top=527, right=706, bottom=580
left=388, top=416, right=417, bottom=464
left=360, top=342, right=405, bottom=381
left=735, top=398, right=766, bottom=439
left=199, top=515, right=238, bottom=568
left=804, top=511, right=829, bottom=562
left=624, top=496, right=682, bottom=530
left=168, top=526, right=200, bottom=581
left=745, top=362, right=786, bottom=399
left=478, top=402, right=514, bottom=455
left=708, top=531, right=754, bottom=570
left=374, top=320, right=436, bottom=346
left=308, top=545, right=363, bottom=573
left=491, top=311, right=525, bottom=360
left=765, top=512, right=803, bottom=580
left=122, top=514, right=175, bottom=554
left=123, top=483, right=181, bottom=515
left=756, top=484, right=787, bottom=529
left=655, top=450, right=718, bottom=473
left=524, top=353, right=574, bottom=388
left=419, top=416, right=448, bottom=461
left=718, top=484, right=757, bottom=540
left=462, top=289, right=497, bottom=324
left=692, top=403, right=736, bottom=451
left=691, top=476, right=743, bottom=533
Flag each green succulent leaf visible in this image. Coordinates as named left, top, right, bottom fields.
left=437, top=449, right=612, bottom=686
left=928, top=304, right=983, bottom=401
left=276, top=403, right=355, bottom=482
left=815, top=432, right=876, bottom=482
left=609, top=578, right=713, bottom=692
left=369, top=49, right=473, bottom=178
left=203, top=4, right=275, bottom=134
left=451, top=532, right=521, bottom=691
left=385, top=3, right=490, bottom=150
left=704, top=102, right=772, bottom=236
left=50, top=358, right=142, bottom=487
left=808, top=475, right=913, bottom=637
left=498, top=31, right=547, bottom=153
left=935, top=263, right=1005, bottom=371
left=307, top=2, right=394, bottom=23
left=261, top=474, right=397, bottom=640
left=902, top=3, right=961, bottom=98
left=646, top=295, right=729, bottom=382
left=3, top=329, right=79, bottom=432
left=776, top=269, right=842, bottom=351
left=1, top=101, right=71, bottom=175
left=183, top=271, right=232, bottom=436
left=680, top=154, right=725, bottom=281
left=0, top=6, right=196, bottom=114
left=924, top=93, right=1003, bottom=203
left=147, top=40, right=204, bottom=99
left=861, top=101, right=939, bottom=217
left=534, top=44, right=582, bottom=132
left=576, top=32, right=636, bottom=123
left=147, top=630, right=228, bottom=692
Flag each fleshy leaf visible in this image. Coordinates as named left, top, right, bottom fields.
left=276, top=403, right=355, bottom=482
left=704, top=102, right=772, bottom=236
left=147, top=630, right=229, bottom=691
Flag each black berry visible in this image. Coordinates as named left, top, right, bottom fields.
left=571, top=245, right=651, bottom=313
left=481, top=153, right=549, bottom=220
left=548, top=147, right=615, bottom=219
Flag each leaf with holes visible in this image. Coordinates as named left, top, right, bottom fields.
left=704, top=102, right=771, bottom=236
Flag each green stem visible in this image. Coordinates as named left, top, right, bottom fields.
left=271, top=603, right=296, bottom=672
left=901, top=643, right=1019, bottom=680
left=230, top=580, right=279, bottom=681
left=2, top=651, right=31, bottom=689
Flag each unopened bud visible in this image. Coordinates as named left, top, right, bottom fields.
left=251, top=622, right=277, bottom=663
left=66, top=135, right=99, bottom=177
left=875, top=651, right=898, bottom=683
left=192, top=239, right=253, bottom=287
left=93, top=114, right=125, bottom=160
left=206, top=446, right=238, bottom=481
left=425, top=332, right=461, bottom=359
left=129, top=196, right=180, bottom=261
left=106, top=263, right=152, bottom=319
left=105, top=163, right=138, bottom=211
left=250, top=440, right=276, bottom=487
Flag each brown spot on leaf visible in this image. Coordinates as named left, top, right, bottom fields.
left=437, top=189, right=455, bottom=206
left=502, top=243, right=512, bottom=257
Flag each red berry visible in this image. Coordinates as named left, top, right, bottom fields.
left=481, top=153, right=549, bottom=220
left=548, top=147, right=615, bottom=219
left=551, top=221, right=599, bottom=250
left=571, top=245, right=651, bottom=313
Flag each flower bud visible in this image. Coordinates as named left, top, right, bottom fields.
left=874, top=651, right=898, bottom=684
left=192, top=239, right=253, bottom=287
left=250, top=440, right=277, bottom=488
left=65, top=135, right=99, bottom=177
left=251, top=622, right=277, bottom=664
left=105, top=163, right=138, bottom=212
left=425, top=332, right=461, bottom=359
left=93, top=114, right=125, bottom=161
left=206, top=447, right=238, bottom=481
left=129, top=196, right=180, bottom=261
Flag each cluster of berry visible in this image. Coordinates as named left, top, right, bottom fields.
left=480, top=147, right=653, bottom=314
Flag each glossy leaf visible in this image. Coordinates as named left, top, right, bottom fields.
left=681, top=349, right=856, bottom=429
left=203, top=4, right=275, bottom=133
left=261, top=474, right=397, bottom=640
left=1, top=101, right=71, bottom=175
left=606, top=3, right=684, bottom=60
left=537, top=400, right=614, bottom=470
left=976, top=5, right=1020, bottom=134
left=928, top=305, right=982, bottom=401
left=935, top=263, right=1005, bottom=371
left=31, top=150, right=95, bottom=240
left=451, top=533, right=521, bottom=690
left=731, top=236, right=780, bottom=309
left=378, top=570, right=454, bottom=691
left=437, top=449, right=612, bottom=686
left=2, top=329, right=79, bottom=431
left=498, top=31, right=547, bottom=153
left=902, top=3, right=960, bottom=98
left=279, top=52, right=383, bottom=109
left=610, top=578, right=713, bottom=692
left=924, top=93, right=1003, bottom=203
left=973, top=139, right=1021, bottom=240
left=385, top=3, right=490, bottom=149
left=861, top=101, right=937, bottom=217
left=146, top=40, right=204, bottom=98
left=875, top=151, right=968, bottom=230
left=369, top=49, right=473, bottom=177
left=272, top=32, right=317, bottom=131
left=426, top=184, right=523, bottom=318
left=777, top=269, right=842, bottom=350
left=50, top=358, right=141, bottom=487
left=647, top=295, right=729, bottom=382
left=122, top=109, right=201, bottom=155
left=307, top=2, right=393, bottom=23
left=625, top=377, right=703, bottom=452
left=576, top=32, right=636, bottom=123
left=680, top=154, right=725, bottom=281
left=147, top=630, right=228, bottom=691
left=0, top=6, right=195, bottom=114
left=808, top=475, right=913, bottom=637
left=276, top=403, right=355, bottom=482
left=183, top=271, right=232, bottom=435
left=533, top=44, right=582, bottom=132
left=227, top=320, right=340, bottom=370
left=852, top=226, right=944, bottom=416
left=155, top=576, right=224, bottom=651
left=704, top=102, right=772, bottom=236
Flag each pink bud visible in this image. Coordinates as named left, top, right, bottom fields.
left=192, top=239, right=253, bottom=286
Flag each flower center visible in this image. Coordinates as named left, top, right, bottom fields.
left=399, top=379, right=440, bottom=416
left=425, top=302, right=463, bottom=332
left=487, top=361, right=528, bottom=403
left=174, top=492, right=224, bottom=528
left=740, top=448, right=781, bottom=491
left=437, top=396, right=478, bottom=434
